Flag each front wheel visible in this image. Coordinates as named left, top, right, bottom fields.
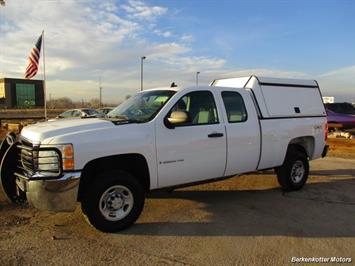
left=81, top=171, right=145, bottom=232
left=275, top=147, right=309, bottom=191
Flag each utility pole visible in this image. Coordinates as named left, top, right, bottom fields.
left=99, top=76, right=102, bottom=107
left=141, top=56, right=146, bottom=91
left=196, top=71, right=200, bottom=86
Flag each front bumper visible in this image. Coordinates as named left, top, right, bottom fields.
left=16, top=171, right=81, bottom=212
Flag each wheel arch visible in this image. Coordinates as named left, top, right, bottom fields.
left=288, top=136, right=315, bottom=158
left=78, top=153, right=150, bottom=201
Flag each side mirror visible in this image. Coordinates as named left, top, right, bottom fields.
left=165, top=111, right=189, bottom=128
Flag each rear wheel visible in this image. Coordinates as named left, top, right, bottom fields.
left=81, top=170, right=145, bottom=232
left=275, top=146, right=309, bottom=191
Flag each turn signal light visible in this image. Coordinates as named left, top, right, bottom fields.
left=63, top=159, right=74, bottom=170
left=63, top=145, right=74, bottom=158
left=61, top=144, right=74, bottom=170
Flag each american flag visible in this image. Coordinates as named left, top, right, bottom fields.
left=25, top=34, right=42, bottom=79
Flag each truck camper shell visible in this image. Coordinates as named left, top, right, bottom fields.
left=211, top=76, right=326, bottom=119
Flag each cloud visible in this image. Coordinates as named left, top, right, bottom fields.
left=164, top=56, right=226, bottom=72
left=318, top=65, right=355, bottom=78
left=181, top=34, right=194, bottom=42
left=121, top=0, right=167, bottom=21
left=217, top=68, right=308, bottom=79
left=0, top=0, right=228, bottom=102
left=0, top=0, right=140, bottom=77
left=3, top=1, right=351, bottom=103
left=316, top=66, right=355, bottom=100
left=153, top=30, right=172, bottom=38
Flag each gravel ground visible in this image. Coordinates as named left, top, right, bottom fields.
left=0, top=155, right=355, bottom=265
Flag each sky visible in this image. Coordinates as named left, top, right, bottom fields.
left=0, top=0, right=354, bottom=103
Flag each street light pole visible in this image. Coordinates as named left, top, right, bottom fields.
left=99, top=76, right=102, bottom=108
left=141, top=56, right=146, bottom=91
left=196, top=71, right=200, bottom=86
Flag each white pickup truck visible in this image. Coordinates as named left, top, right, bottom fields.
left=0, top=76, right=328, bottom=232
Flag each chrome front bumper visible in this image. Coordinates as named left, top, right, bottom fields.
left=16, top=171, right=81, bottom=212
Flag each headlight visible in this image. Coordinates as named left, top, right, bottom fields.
left=37, top=144, right=74, bottom=174
left=38, top=150, right=60, bottom=172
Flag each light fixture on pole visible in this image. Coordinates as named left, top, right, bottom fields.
left=196, top=71, right=200, bottom=86
left=141, top=56, right=146, bottom=91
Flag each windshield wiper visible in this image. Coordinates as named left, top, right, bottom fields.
left=105, top=115, right=143, bottom=124
left=107, top=115, right=128, bottom=120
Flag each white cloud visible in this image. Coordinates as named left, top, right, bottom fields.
left=316, top=66, right=355, bottom=100
left=153, top=30, right=172, bottom=38
left=0, top=0, right=227, bottom=102
left=4, top=1, right=351, bottom=103
left=164, top=56, right=226, bottom=72
left=219, top=68, right=309, bottom=79
left=318, top=65, right=355, bottom=78
left=181, top=34, right=194, bottom=42
left=0, top=0, right=140, bottom=77
left=122, top=0, right=167, bottom=21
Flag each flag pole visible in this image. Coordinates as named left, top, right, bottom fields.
left=42, top=30, right=47, bottom=120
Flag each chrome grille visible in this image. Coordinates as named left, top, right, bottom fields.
left=17, top=138, right=61, bottom=177
left=18, top=139, right=38, bottom=176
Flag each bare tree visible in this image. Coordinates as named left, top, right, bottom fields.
left=48, top=97, right=74, bottom=109
left=89, top=98, right=100, bottom=108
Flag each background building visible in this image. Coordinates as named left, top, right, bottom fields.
left=0, top=78, right=44, bottom=108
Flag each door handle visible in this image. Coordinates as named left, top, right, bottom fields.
left=208, top=133, right=224, bottom=138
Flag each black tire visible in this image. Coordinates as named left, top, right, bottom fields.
left=81, top=170, right=145, bottom=232
left=0, top=141, right=27, bottom=204
left=275, top=146, right=309, bottom=191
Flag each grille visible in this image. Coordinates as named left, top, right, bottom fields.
left=17, top=139, right=37, bottom=176
left=17, top=138, right=61, bottom=177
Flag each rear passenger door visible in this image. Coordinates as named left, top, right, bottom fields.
left=219, top=89, right=260, bottom=175
left=156, top=90, right=227, bottom=188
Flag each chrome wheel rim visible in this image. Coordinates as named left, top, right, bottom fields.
left=99, top=185, right=134, bottom=221
left=291, top=160, right=305, bottom=183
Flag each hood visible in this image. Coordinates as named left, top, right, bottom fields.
left=21, top=118, right=114, bottom=143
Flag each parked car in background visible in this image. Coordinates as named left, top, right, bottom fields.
left=325, top=102, right=355, bottom=115
left=325, top=103, right=355, bottom=130
left=57, top=108, right=104, bottom=119
left=96, top=107, right=114, bottom=116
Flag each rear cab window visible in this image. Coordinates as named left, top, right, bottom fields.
left=221, top=91, right=248, bottom=123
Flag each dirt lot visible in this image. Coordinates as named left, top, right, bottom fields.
left=0, top=134, right=354, bottom=265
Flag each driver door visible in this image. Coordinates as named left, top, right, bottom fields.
left=155, top=90, right=227, bottom=188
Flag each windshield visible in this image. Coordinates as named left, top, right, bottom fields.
left=107, top=90, right=176, bottom=123
left=83, top=109, right=99, bottom=115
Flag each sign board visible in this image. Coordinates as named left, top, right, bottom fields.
left=0, top=82, right=5, bottom=99
left=322, top=96, right=334, bottom=103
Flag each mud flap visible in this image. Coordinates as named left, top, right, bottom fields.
left=0, top=133, right=27, bottom=204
